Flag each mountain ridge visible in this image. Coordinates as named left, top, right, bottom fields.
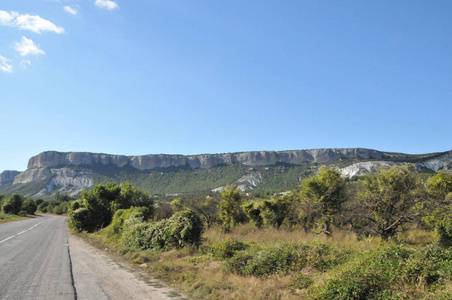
left=1, top=148, right=451, bottom=198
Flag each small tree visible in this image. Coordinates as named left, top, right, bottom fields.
left=243, top=201, right=264, bottom=228
left=183, top=192, right=220, bottom=229
left=426, top=170, right=452, bottom=200
left=2, top=194, right=23, bottom=215
left=423, top=170, right=452, bottom=247
left=68, top=182, right=154, bottom=232
left=170, top=198, right=184, bottom=213
left=243, top=195, right=293, bottom=229
left=22, top=198, right=37, bottom=215
left=356, top=164, right=423, bottom=240
left=218, top=185, right=244, bottom=232
left=298, top=166, right=346, bottom=235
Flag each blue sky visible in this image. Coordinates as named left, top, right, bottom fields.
left=1, top=1, right=451, bottom=171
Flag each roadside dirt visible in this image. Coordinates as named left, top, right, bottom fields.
left=69, top=234, right=187, bottom=300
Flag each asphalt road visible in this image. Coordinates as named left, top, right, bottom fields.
left=0, top=215, right=186, bottom=300
left=0, top=215, right=75, bottom=300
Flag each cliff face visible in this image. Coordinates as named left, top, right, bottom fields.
left=27, top=148, right=388, bottom=171
left=3, top=148, right=451, bottom=198
left=0, top=171, right=21, bottom=188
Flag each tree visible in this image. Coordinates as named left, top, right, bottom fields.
left=356, top=164, right=423, bottom=240
left=68, top=182, right=154, bottom=232
left=22, top=198, right=37, bottom=215
left=170, top=198, right=184, bottom=213
left=243, top=195, right=294, bottom=229
left=426, top=170, right=452, bottom=200
left=218, top=185, right=244, bottom=232
left=2, top=194, right=23, bottom=215
left=298, top=166, right=346, bottom=235
left=423, top=170, right=452, bottom=247
left=180, top=192, right=221, bottom=228
left=117, top=181, right=154, bottom=213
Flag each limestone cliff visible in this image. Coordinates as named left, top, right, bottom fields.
left=27, top=148, right=390, bottom=171
left=2, top=148, right=452, bottom=198
left=0, top=170, right=21, bottom=188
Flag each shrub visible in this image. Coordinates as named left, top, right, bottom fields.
left=105, top=206, right=152, bottom=238
left=288, top=273, right=314, bottom=290
left=121, top=216, right=151, bottom=250
left=211, top=237, right=248, bottom=259
left=402, top=245, right=452, bottom=287
left=37, top=202, right=49, bottom=213
left=218, top=185, right=245, bottom=232
left=121, top=209, right=204, bottom=251
left=22, top=199, right=37, bottom=215
left=52, top=206, right=63, bottom=215
left=226, top=243, right=301, bottom=277
left=68, top=182, right=154, bottom=232
left=2, top=194, right=23, bottom=215
left=316, top=244, right=412, bottom=299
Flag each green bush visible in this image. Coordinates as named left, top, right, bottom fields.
left=226, top=243, right=301, bottom=277
left=69, top=206, right=98, bottom=232
left=68, top=182, right=154, bottom=232
left=22, top=199, right=37, bottom=215
left=316, top=244, right=412, bottom=299
left=402, top=245, right=452, bottom=287
left=104, top=206, right=152, bottom=243
left=122, top=216, right=152, bottom=250
left=2, top=194, right=23, bottom=215
left=53, top=206, right=63, bottom=215
left=37, top=201, right=49, bottom=213
left=288, top=273, right=313, bottom=290
left=121, top=209, right=204, bottom=251
left=211, top=237, right=248, bottom=259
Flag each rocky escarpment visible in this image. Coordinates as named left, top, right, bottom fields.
left=340, top=161, right=399, bottom=178
left=0, top=171, right=21, bottom=188
left=2, top=148, right=452, bottom=198
left=27, top=148, right=391, bottom=171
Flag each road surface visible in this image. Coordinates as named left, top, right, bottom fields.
left=0, top=215, right=74, bottom=299
left=0, top=215, right=185, bottom=300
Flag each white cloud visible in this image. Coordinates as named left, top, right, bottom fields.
left=0, top=55, right=13, bottom=73
left=0, top=10, right=64, bottom=34
left=95, top=0, right=119, bottom=11
left=15, top=37, right=46, bottom=56
left=64, top=6, right=78, bottom=16
left=20, top=60, right=32, bottom=68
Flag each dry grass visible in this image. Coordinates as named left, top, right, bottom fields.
left=204, top=223, right=383, bottom=251
left=77, top=223, right=448, bottom=300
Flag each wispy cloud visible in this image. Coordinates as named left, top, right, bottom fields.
left=95, top=0, right=119, bottom=11
left=0, top=55, right=13, bottom=73
left=20, top=60, right=32, bottom=68
left=0, top=10, right=64, bottom=34
left=15, top=37, right=46, bottom=56
left=64, top=6, right=78, bottom=16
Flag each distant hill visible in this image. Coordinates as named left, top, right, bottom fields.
left=0, top=148, right=451, bottom=198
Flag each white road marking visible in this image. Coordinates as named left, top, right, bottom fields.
left=0, top=235, right=15, bottom=243
left=0, top=218, right=54, bottom=244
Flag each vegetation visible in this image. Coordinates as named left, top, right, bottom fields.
left=298, top=166, right=346, bottom=234
left=218, top=185, right=245, bottom=232
left=1, top=194, right=37, bottom=216
left=0, top=193, right=37, bottom=223
left=68, top=165, right=452, bottom=299
left=68, top=182, right=154, bottom=232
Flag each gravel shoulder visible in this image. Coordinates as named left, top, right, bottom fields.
left=69, top=234, right=186, bottom=300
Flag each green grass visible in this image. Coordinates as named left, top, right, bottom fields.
left=0, top=212, right=28, bottom=224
